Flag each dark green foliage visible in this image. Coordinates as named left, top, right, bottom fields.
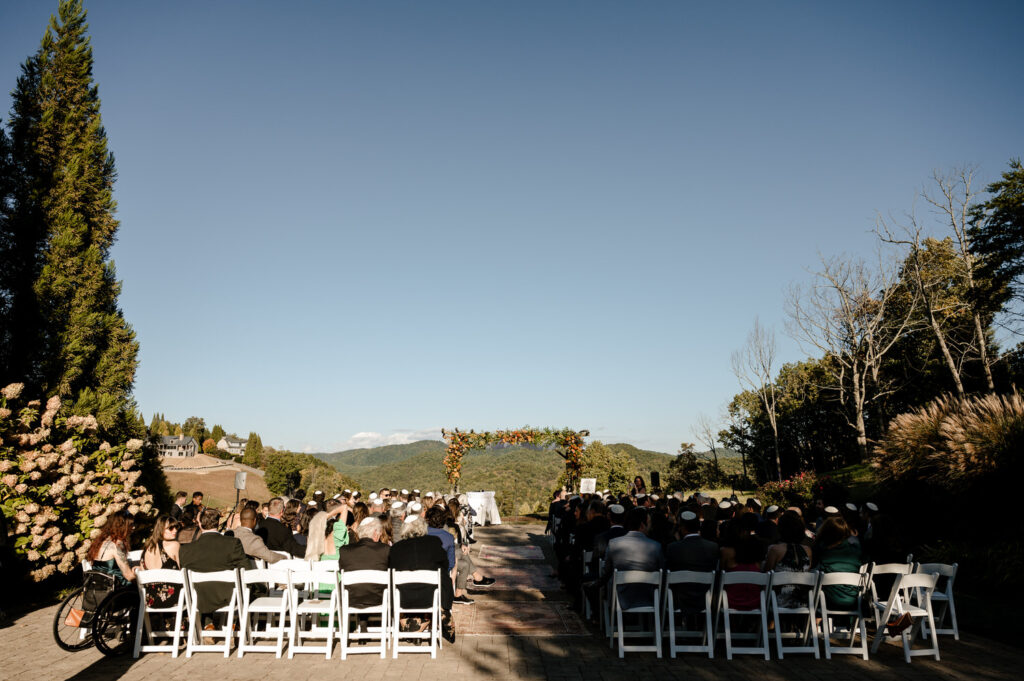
left=210, top=424, right=225, bottom=441
left=971, top=159, right=1024, bottom=309
left=0, top=0, right=139, bottom=411
left=242, top=431, right=263, bottom=467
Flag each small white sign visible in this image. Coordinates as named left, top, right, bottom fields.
left=234, top=471, right=247, bottom=490
left=580, top=478, right=597, bottom=494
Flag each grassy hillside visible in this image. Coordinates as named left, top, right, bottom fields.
left=313, top=440, right=445, bottom=477
left=317, top=439, right=684, bottom=515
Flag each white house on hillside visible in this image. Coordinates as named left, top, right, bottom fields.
left=157, top=435, right=198, bottom=458
left=217, top=436, right=248, bottom=455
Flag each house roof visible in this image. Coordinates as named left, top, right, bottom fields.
left=158, top=435, right=198, bottom=447
left=221, top=436, right=247, bottom=445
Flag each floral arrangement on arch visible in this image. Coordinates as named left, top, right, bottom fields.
left=441, top=426, right=588, bottom=492
left=0, top=383, right=158, bottom=581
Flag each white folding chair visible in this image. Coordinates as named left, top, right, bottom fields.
left=339, top=569, right=391, bottom=659
left=184, top=569, right=241, bottom=658
left=866, top=562, right=913, bottom=631
left=714, top=571, right=771, bottom=660
left=769, top=571, right=820, bottom=658
left=581, top=550, right=594, bottom=620
left=237, top=567, right=290, bottom=658
left=133, top=568, right=186, bottom=658
left=915, top=563, right=958, bottom=640
left=611, top=569, right=662, bottom=658
left=274, top=558, right=311, bottom=573
left=870, top=572, right=940, bottom=662
left=663, top=570, right=714, bottom=658
left=391, top=569, right=441, bottom=658
left=818, top=572, right=868, bottom=659
left=287, top=563, right=341, bottom=658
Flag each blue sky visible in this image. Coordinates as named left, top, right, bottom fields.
left=2, top=1, right=1022, bottom=454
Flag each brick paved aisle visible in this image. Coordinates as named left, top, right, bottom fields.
left=1, top=523, right=1021, bottom=681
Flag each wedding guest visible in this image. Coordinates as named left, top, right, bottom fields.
left=87, top=513, right=137, bottom=585
left=141, top=514, right=181, bottom=608
left=169, top=491, right=188, bottom=520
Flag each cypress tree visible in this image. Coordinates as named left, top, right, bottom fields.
left=1, top=0, right=138, bottom=416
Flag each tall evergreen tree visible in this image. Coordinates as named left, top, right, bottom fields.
left=0, top=0, right=138, bottom=413
left=243, top=432, right=264, bottom=467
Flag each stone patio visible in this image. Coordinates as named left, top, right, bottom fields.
left=1, top=523, right=1021, bottom=680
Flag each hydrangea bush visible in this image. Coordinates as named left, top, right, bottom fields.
left=0, top=383, right=158, bottom=581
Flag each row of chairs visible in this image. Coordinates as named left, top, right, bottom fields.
left=599, top=561, right=957, bottom=663
left=131, top=563, right=445, bottom=660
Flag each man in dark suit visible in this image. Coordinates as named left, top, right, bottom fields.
left=169, top=491, right=188, bottom=520
left=388, top=516, right=455, bottom=642
left=255, top=497, right=305, bottom=557
left=337, top=516, right=390, bottom=608
left=179, top=508, right=250, bottom=615
left=665, top=510, right=719, bottom=616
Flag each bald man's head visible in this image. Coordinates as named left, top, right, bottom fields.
left=240, top=507, right=257, bottom=528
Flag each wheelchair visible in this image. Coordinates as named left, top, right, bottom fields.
left=53, top=568, right=143, bottom=656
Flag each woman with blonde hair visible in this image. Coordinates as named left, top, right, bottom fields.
left=305, top=506, right=351, bottom=561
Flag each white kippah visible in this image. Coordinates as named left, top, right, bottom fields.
left=314, top=490, right=322, bottom=495
left=307, top=500, right=317, bottom=506
left=332, top=494, right=341, bottom=500
left=608, top=504, right=625, bottom=515
left=391, top=501, right=405, bottom=510
left=408, top=501, right=422, bottom=513
left=358, top=517, right=377, bottom=528
left=680, top=511, right=697, bottom=521
left=369, top=492, right=378, bottom=500
left=866, top=502, right=878, bottom=512
left=401, top=489, right=409, bottom=495
left=766, top=505, right=780, bottom=514
left=344, top=489, right=351, bottom=494
left=650, top=494, right=659, bottom=501
left=719, top=501, right=732, bottom=509
left=635, top=493, right=647, bottom=499
left=845, top=502, right=858, bottom=512
left=413, top=489, right=420, bottom=494
left=824, top=505, right=839, bottom=514
left=425, top=492, right=434, bottom=497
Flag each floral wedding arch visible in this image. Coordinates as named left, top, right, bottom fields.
left=440, top=427, right=589, bottom=492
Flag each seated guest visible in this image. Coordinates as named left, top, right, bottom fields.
left=176, top=506, right=201, bottom=544
left=388, top=516, right=455, bottom=642
left=337, top=516, right=390, bottom=608
left=444, top=499, right=494, bottom=604
left=87, top=513, right=137, bottom=586
left=602, top=508, right=664, bottom=610
left=230, top=507, right=283, bottom=565
left=815, top=517, right=863, bottom=611
left=757, top=505, right=782, bottom=543
left=424, top=505, right=457, bottom=580
left=306, top=505, right=351, bottom=561
left=184, top=491, right=205, bottom=518
left=666, top=510, right=718, bottom=615
left=256, top=497, right=306, bottom=557
left=719, top=519, right=763, bottom=611
left=764, top=512, right=813, bottom=609
left=142, top=514, right=181, bottom=609
left=179, top=508, right=250, bottom=616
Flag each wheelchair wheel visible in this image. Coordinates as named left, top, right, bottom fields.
left=53, top=586, right=95, bottom=652
left=91, top=588, right=140, bottom=657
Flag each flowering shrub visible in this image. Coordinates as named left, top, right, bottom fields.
left=756, top=471, right=845, bottom=508
left=0, top=383, right=159, bottom=581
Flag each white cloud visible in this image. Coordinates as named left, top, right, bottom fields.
left=333, top=428, right=442, bottom=451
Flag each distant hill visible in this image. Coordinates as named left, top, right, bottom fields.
left=314, top=439, right=684, bottom=514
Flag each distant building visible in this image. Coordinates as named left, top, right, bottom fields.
left=157, top=435, right=198, bottom=458
left=217, top=436, right=248, bottom=456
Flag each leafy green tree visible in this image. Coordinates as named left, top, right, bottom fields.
left=263, top=452, right=302, bottom=495
left=971, top=159, right=1024, bottom=328
left=242, top=431, right=263, bottom=467
left=0, top=0, right=138, bottom=409
left=182, top=416, right=206, bottom=441
left=579, top=441, right=637, bottom=493
left=210, top=424, right=225, bottom=441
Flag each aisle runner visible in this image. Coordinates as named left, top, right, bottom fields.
left=452, top=601, right=587, bottom=636
left=480, top=565, right=561, bottom=591
left=478, top=544, right=544, bottom=562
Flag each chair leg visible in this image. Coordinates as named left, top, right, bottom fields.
left=761, top=611, right=770, bottom=661
left=724, top=610, right=733, bottom=660
left=654, top=609, right=662, bottom=659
